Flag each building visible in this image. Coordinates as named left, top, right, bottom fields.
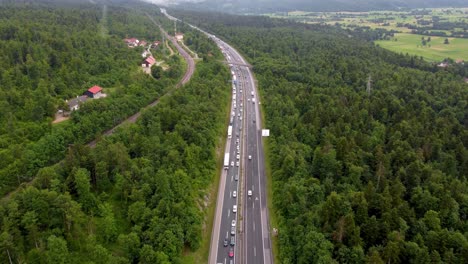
left=124, top=38, right=139, bottom=47
left=175, top=33, right=184, bottom=41
left=142, top=56, right=156, bottom=68
left=151, top=41, right=161, bottom=48
left=437, top=62, right=449, bottom=68
left=67, top=95, right=88, bottom=111
left=85, top=85, right=103, bottom=98
left=139, top=40, right=148, bottom=47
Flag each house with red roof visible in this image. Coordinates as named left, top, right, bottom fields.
left=124, top=38, right=139, bottom=47
left=85, top=85, right=103, bottom=98
left=139, top=40, right=148, bottom=47
left=142, top=56, right=156, bottom=68
left=152, top=41, right=161, bottom=48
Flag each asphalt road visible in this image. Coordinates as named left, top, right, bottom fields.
left=161, top=9, right=272, bottom=264
left=211, top=35, right=272, bottom=264
left=87, top=14, right=195, bottom=148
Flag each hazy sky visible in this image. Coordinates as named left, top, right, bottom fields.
left=142, top=0, right=203, bottom=6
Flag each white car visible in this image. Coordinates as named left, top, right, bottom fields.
left=236, top=161, right=240, bottom=167
left=248, top=190, right=252, bottom=197
left=233, top=191, right=237, bottom=197
left=233, top=205, right=237, bottom=213
left=231, top=161, right=234, bottom=167
left=248, top=155, right=252, bottom=160
left=236, top=154, right=240, bottom=160
left=232, top=220, right=236, bottom=227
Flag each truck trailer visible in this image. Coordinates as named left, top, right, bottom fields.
left=224, top=153, right=230, bottom=169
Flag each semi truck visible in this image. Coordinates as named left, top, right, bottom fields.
left=228, top=125, right=232, bottom=139
left=224, top=153, right=230, bottom=169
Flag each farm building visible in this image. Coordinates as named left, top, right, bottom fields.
left=142, top=56, right=156, bottom=68
left=85, top=85, right=103, bottom=99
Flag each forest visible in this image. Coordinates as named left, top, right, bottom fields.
left=173, top=9, right=468, bottom=263
left=0, top=2, right=188, bottom=196
left=0, top=2, right=231, bottom=263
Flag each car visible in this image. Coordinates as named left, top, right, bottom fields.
left=235, top=174, right=239, bottom=181
left=233, top=205, right=237, bottom=213
left=247, top=98, right=250, bottom=101
left=240, top=117, right=242, bottom=121
left=232, top=220, right=236, bottom=227
left=230, top=236, right=236, bottom=246
left=248, top=155, right=252, bottom=160
left=237, top=149, right=240, bottom=154
left=236, top=161, right=240, bottom=167
left=231, top=161, right=234, bottom=167
left=253, top=119, right=256, bottom=123
left=236, top=145, right=240, bottom=150
left=233, top=190, right=237, bottom=197
left=236, top=154, right=240, bottom=160
left=224, top=238, right=228, bottom=247
left=236, top=138, right=239, bottom=144
left=248, top=190, right=252, bottom=197
left=229, top=248, right=234, bottom=258
left=231, top=226, right=235, bottom=235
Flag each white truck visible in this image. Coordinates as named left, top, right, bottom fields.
left=224, top=153, right=230, bottom=169
left=228, top=125, right=232, bottom=139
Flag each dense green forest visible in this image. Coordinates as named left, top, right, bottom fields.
left=173, top=10, right=468, bottom=263
left=0, top=3, right=230, bottom=263
left=0, top=2, right=188, bottom=196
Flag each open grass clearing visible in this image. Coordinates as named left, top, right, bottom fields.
left=375, top=33, right=468, bottom=62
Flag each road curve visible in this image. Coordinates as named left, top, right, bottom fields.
left=87, top=14, right=195, bottom=148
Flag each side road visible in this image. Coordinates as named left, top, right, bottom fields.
left=88, top=14, right=195, bottom=148
left=1, top=14, right=195, bottom=202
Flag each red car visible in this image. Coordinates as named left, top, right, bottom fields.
left=229, top=248, right=234, bottom=258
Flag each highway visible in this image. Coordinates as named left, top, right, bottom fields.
left=210, top=35, right=273, bottom=264
left=161, top=8, right=272, bottom=264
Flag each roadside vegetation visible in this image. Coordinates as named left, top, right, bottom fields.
left=174, top=10, right=468, bottom=263
left=0, top=3, right=231, bottom=263
left=0, top=3, right=187, bottom=197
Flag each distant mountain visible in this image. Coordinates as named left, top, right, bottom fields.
left=166, top=0, right=468, bottom=13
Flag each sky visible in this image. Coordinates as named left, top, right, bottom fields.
left=142, top=0, right=203, bottom=6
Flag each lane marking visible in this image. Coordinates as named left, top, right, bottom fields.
left=254, top=247, right=257, bottom=257
left=228, top=209, right=230, bottom=218
left=253, top=222, right=256, bottom=231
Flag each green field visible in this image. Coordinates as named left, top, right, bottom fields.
left=375, top=33, right=468, bottom=62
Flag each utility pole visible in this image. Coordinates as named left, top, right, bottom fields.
left=366, top=75, right=372, bottom=96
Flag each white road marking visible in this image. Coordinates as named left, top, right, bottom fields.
left=254, top=247, right=257, bottom=257
left=253, top=222, right=256, bottom=231
left=228, top=209, right=230, bottom=217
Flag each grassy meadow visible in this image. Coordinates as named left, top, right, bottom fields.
left=375, top=33, right=468, bottom=62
